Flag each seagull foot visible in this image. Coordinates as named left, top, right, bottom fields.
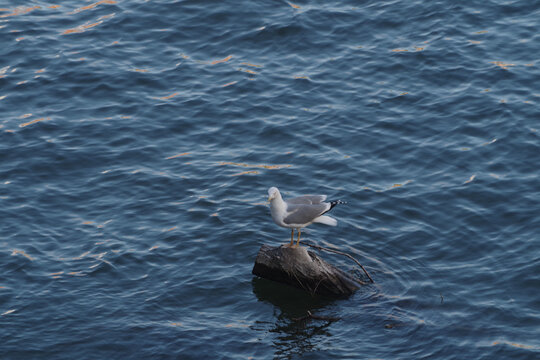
left=284, top=243, right=301, bottom=249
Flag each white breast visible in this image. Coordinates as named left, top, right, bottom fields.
left=269, top=198, right=290, bottom=228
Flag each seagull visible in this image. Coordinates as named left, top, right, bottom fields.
left=267, top=187, right=345, bottom=247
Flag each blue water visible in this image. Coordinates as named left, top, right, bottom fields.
left=1, top=0, right=539, bottom=359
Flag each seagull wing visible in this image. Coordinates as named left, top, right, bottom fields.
left=286, top=195, right=327, bottom=205
left=283, top=203, right=331, bottom=226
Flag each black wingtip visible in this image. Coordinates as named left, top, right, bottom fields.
left=327, top=200, right=346, bottom=212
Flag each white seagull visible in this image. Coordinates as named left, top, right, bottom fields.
left=267, top=187, right=345, bottom=246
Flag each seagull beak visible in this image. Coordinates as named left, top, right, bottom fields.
left=267, top=196, right=272, bottom=203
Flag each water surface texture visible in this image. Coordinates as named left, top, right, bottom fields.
left=1, top=1, right=539, bottom=359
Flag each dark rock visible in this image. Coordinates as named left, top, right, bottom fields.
left=252, top=244, right=364, bottom=297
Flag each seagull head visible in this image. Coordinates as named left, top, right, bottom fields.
left=267, top=187, right=280, bottom=202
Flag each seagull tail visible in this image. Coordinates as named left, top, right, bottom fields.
left=313, top=215, right=337, bottom=226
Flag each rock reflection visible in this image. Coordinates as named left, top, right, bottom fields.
left=251, top=277, right=338, bottom=358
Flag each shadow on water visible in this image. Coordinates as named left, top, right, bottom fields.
left=251, top=277, right=340, bottom=358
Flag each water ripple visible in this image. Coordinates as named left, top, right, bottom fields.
left=1, top=0, right=539, bottom=359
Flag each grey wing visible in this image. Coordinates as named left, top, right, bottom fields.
left=283, top=203, right=330, bottom=225
left=286, top=194, right=327, bottom=205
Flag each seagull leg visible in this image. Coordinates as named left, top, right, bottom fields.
left=290, top=229, right=294, bottom=246
left=296, top=228, right=301, bottom=246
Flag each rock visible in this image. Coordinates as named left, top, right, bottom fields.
left=252, top=244, right=364, bottom=297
